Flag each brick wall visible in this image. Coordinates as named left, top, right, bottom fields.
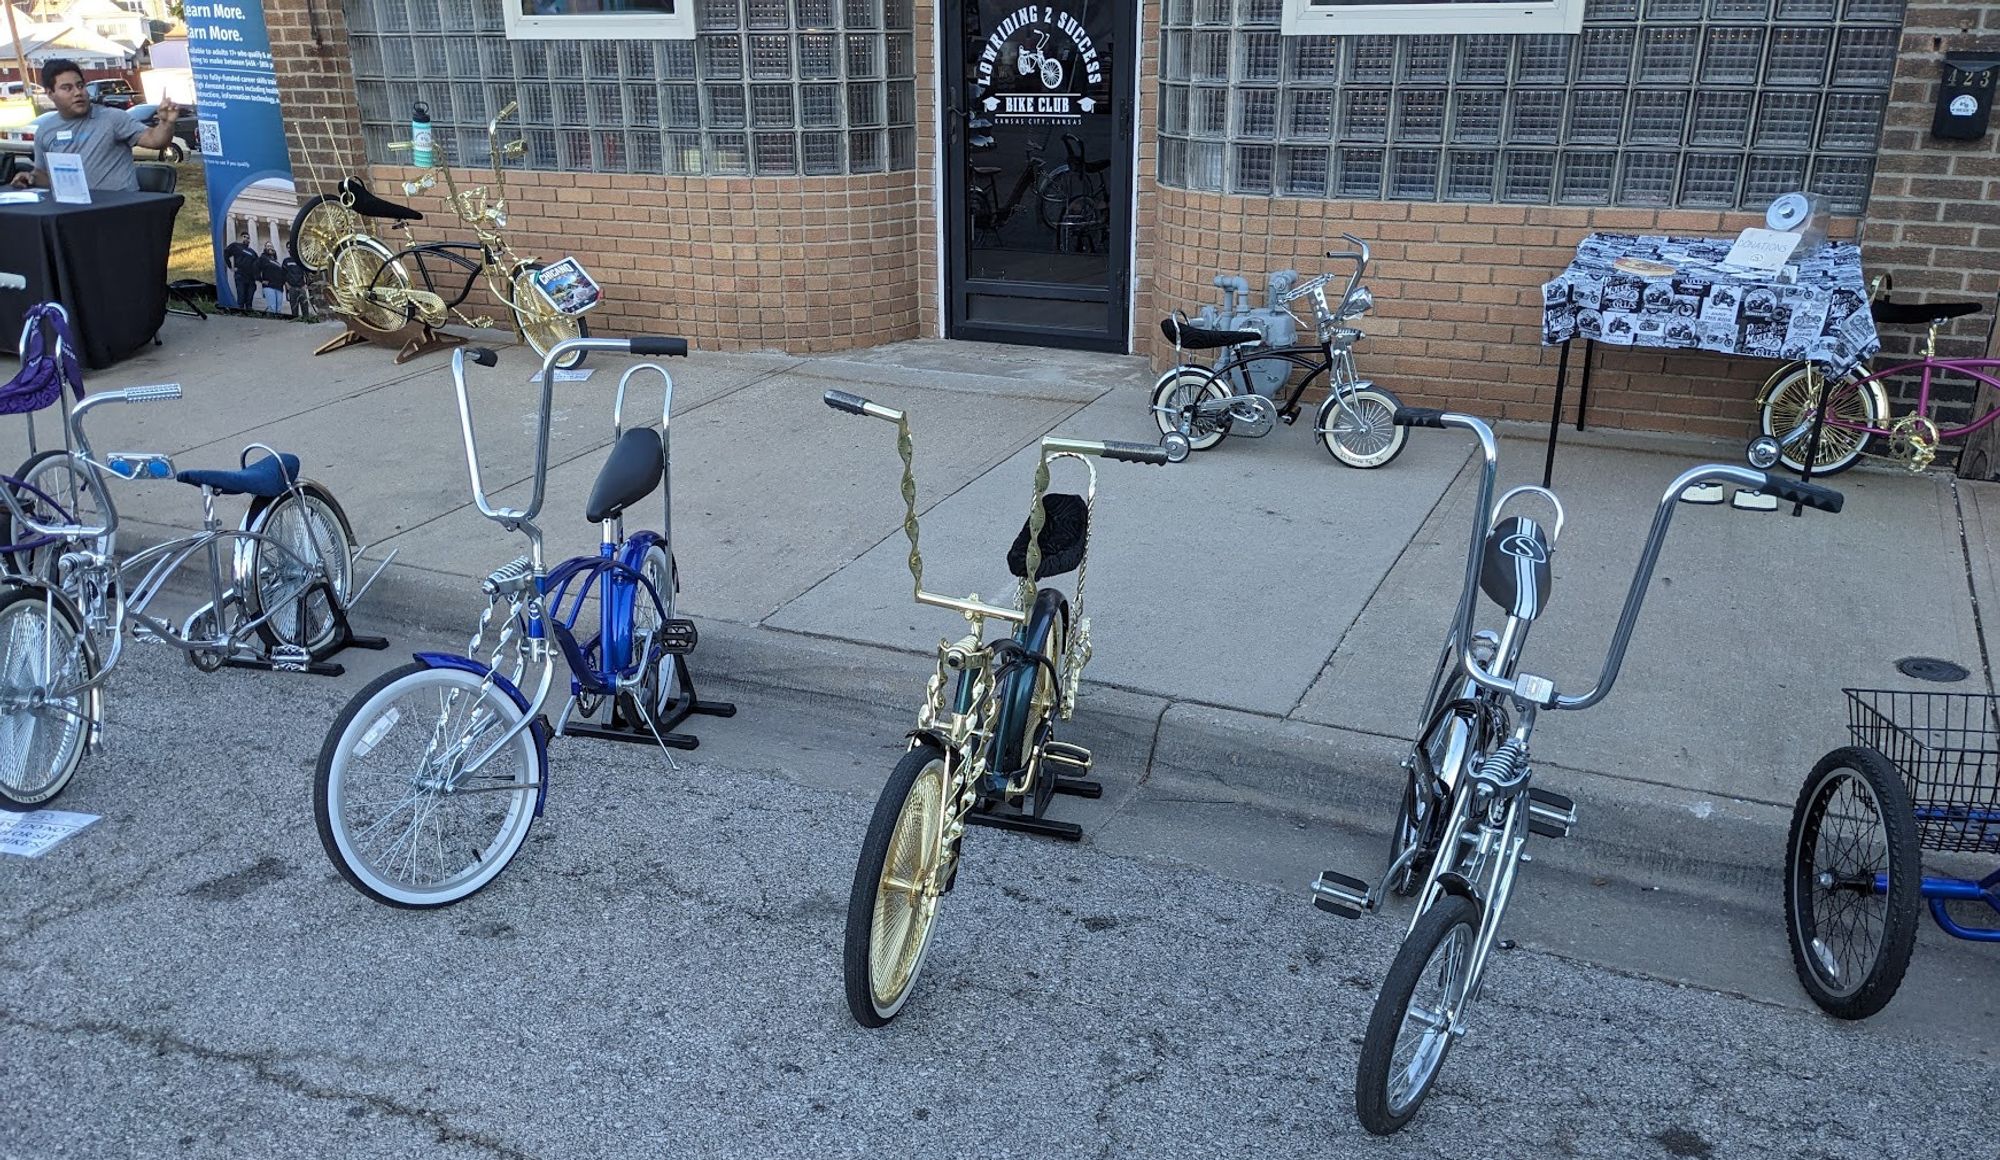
left=265, top=0, right=367, bottom=190
left=1142, top=197, right=1824, bottom=438
left=261, top=0, right=2000, bottom=439
left=367, top=166, right=924, bottom=349
left=1132, top=6, right=2000, bottom=443
left=1865, top=3, right=2000, bottom=473
left=259, top=0, right=922, bottom=353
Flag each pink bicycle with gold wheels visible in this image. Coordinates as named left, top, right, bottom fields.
left=1750, top=282, right=1992, bottom=476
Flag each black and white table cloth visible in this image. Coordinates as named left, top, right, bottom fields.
left=1532, top=232, right=1881, bottom=487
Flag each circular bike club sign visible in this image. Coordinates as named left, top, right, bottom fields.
left=975, top=4, right=1105, bottom=123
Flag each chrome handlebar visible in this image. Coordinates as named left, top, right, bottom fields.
left=1399, top=409, right=1841, bottom=713
left=0, top=384, right=181, bottom=541
left=451, top=336, right=687, bottom=529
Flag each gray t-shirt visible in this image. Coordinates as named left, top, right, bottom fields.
left=31, top=104, right=143, bottom=192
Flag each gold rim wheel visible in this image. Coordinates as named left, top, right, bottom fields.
left=869, top=756, right=946, bottom=1011
left=508, top=266, right=584, bottom=365
left=294, top=200, right=359, bottom=274
left=328, top=238, right=412, bottom=333
left=1762, top=368, right=1884, bottom=473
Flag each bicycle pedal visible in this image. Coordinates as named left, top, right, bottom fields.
left=1526, top=787, right=1577, bottom=839
left=1310, top=870, right=1371, bottom=919
left=657, top=619, right=698, bottom=655
left=267, top=644, right=312, bottom=673
left=1042, top=741, right=1092, bottom=772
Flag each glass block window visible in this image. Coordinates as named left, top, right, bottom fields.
left=345, top=0, right=912, bottom=175
left=1156, top=0, right=1902, bottom=211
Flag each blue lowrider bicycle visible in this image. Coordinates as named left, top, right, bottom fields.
left=312, top=335, right=734, bottom=907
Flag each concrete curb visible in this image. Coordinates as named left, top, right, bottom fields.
left=331, top=550, right=1800, bottom=908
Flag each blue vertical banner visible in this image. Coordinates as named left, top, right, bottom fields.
left=184, top=0, right=295, bottom=310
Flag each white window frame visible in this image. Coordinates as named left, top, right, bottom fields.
left=1281, top=0, right=1585, bottom=36
left=503, top=0, right=694, bottom=40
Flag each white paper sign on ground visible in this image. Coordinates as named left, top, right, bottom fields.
left=1723, top=228, right=1803, bottom=276
left=0, top=809, right=100, bottom=857
left=526, top=369, right=594, bottom=384
left=47, top=153, right=90, bottom=205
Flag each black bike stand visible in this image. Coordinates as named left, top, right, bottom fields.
left=965, top=744, right=1101, bottom=843
left=218, top=582, right=390, bottom=678
left=561, top=661, right=736, bottom=751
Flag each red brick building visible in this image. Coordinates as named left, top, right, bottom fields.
left=265, top=0, right=2000, bottom=442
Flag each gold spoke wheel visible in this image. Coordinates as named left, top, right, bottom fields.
left=290, top=196, right=361, bottom=274
left=1759, top=365, right=1890, bottom=476
left=507, top=264, right=588, bottom=369
left=843, top=745, right=952, bottom=1026
left=327, top=236, right=413, bottom=334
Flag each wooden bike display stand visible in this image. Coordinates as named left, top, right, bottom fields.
left=313, top=312, right=466, bottom=366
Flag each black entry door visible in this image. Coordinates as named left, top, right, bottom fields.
left=943, top=0, right=1132, bottom=351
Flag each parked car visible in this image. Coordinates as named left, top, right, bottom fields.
left=86, top=79, right=137, bottom=109
left=0, top=81, right=49, bottom=108
left=0, top=101, right=198, bottom=166
left=128, top=101, right=199, bottom=159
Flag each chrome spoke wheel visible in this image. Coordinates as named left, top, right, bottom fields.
left=1355, top=893, right=1481, bottom=1135
left=315, top=664, right=542, bottom=907
left=1319, top=388, right=1407, bottom=469
left=0, top=589, right=91, bottom=809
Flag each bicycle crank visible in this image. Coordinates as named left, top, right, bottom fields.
left=1193, top=393, right=1278, bottom=439
left=1888, top=414, right=1940, bottom=473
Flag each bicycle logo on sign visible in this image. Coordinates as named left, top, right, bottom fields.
left=975, top=4, right=1104, bottom=123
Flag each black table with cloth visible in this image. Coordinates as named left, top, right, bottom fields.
left=1534, top=232, right=1880, bottom=489
left=0, top=190, right=184, bottom=370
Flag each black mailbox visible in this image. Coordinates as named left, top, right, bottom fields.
left=1933, top=53, right=2000, bottom=140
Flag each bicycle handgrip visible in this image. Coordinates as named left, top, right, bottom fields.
left=123, top=383, right=181, bottom=403
left=469, top=347, right=498, bottom=367
left=824, top=389, right=871, bottom=415
left=1100, top=440, right=1170, bottom=465
left=1393, top=407, right=1447, bottom=428
left=629, top=336, right=688, bottom=358
left=1759, top=474, right=1845, bottom=513
left=496, top=100, right=519, bottom=120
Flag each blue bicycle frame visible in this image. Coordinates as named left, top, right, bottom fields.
left=1874, top=863, right=2000, bottom=942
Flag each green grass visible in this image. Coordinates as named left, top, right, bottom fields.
left=166, top=158, right=212, bottom=285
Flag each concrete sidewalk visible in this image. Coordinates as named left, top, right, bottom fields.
left=11, top=313, right=1998, bottom=895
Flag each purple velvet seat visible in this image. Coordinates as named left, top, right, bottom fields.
left=1, top=303, right=84, bottom=417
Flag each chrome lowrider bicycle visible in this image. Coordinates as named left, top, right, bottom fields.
left=314, top=336, right=732, bottom=907
left=0, top=316, right=391, bottom=810
left=1310, top=407, right=1843, bottom=1134
left=823, top=388, right=1178, bottom=1026
left=1150, top=234, right=1405, bottom=468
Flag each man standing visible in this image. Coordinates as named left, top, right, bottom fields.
left=281, top=255, right=310, bottom=318
left=9, top=59, right=181, bottom=193
left=224, top=233, right=257, bottom=309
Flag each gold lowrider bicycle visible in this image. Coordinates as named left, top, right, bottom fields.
left=822, top=389, right=1182, bottom=1026
left=289, top=102, right=587, bottom=367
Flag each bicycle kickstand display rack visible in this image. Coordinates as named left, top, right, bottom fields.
left=216, top=562, right=395, bottom=677
left=314, top=313, right=468, bottom=367
left=556, top=629, right=734, bottom=752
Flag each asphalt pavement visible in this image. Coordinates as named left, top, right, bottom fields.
left=2, top=636, right=1995, bottom=1159
left=2, top=316, right=1997, bottom=1155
